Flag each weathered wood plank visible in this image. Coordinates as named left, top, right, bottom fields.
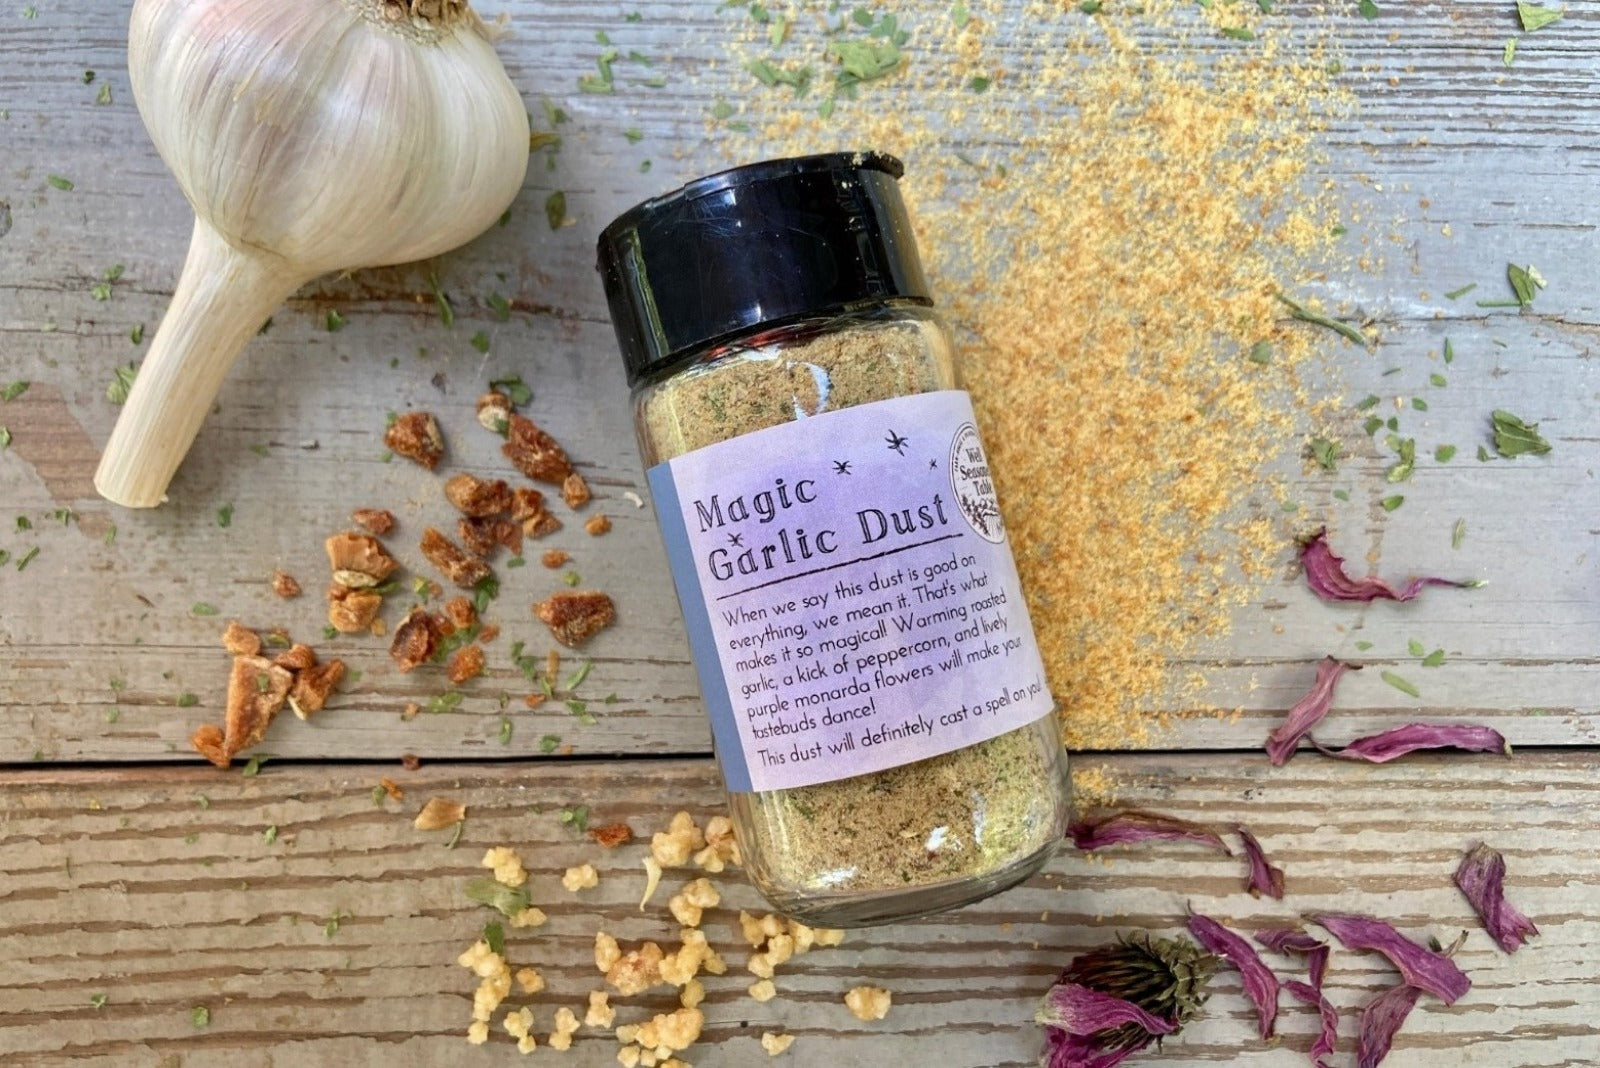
left=2, top=0, right=1597, bottom=761
left=3, top=753, right=1597, bottom=1066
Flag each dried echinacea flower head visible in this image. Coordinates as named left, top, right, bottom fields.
left=1040, top=932, right=1216, bottom=1064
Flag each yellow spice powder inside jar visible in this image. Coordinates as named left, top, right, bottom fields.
left=599, top=153, right=1069, bottom=926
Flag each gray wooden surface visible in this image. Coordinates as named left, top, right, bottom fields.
left=1, top=0, right=1598, bottom=1065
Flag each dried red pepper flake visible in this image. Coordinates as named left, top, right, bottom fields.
left=1266, top=656, right=1356, bottom=766
left=1312, top=723, right=1510, bottom=764
left=1069, top=810, right=1232, bottom=855
left=1310, top=913, right=1471, bottom=1004
left=1253, top=929, right=1329, bottom=991
left=1186, top=913, right=1279, bottom=1040
left=1300, top=528, right=1479, bottom=603
left=1356, top=982, right=1422, bottom=1068
left=1283, top=979, right=1338, bottom=1068
left=1454, top=842, right=1539, bottom=954
left=1237, top=826, right=1285, bottom=900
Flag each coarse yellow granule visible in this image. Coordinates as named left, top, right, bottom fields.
left=711, top=0, right=1352, bottom=748
left=1068, top=762, right=1122, bottom=811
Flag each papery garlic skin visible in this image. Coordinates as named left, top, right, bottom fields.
left=95, top=0, right=530, bottom=508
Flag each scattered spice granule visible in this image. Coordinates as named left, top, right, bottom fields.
left=562, top=863, right=600, bottom=892
left=385, top=411, right=445, bottom=470
left=420, top=527, right=491, bottom=588
left=585, top=513, right=612, bottom=536
left=351, top=508, right=395, bottom=535
left=761, top=1032, right=795, bottom=1057
left=503, top=413, right=572, bottom=483
left=401, top=753, right=421, bottom=770
left=270, top=570, right=301, bottom=598
left=590, top=821, right=634, bottom=848
left=541, top=549, right=571, bottom=569
left=447, top=644, right=485, bottom=684
left=222, top=620, right=261, bottom=657
left=445, top=473, right=514, bottom=517
left=722, top=0, right=1348, bottom=747
left=535, top=590, right=615, bottom=647
left=402, top=703, right=421, bottom=721
left=414, top=797, right=466, bottom=830
left=379, top=777, right=403, bottom=801
left=844, top=985, right=892, bottom=1021
left=561, top=471, right=592, bottom=509
left=327, top=585, right=382, bottom=634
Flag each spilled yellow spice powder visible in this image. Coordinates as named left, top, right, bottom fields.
left=711, top=0, right=1353, bottom=748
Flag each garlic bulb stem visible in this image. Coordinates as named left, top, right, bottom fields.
left=94, top=221, right=304, bottom=507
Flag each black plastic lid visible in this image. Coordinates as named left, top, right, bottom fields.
left=596, top=152, right=932, bottom=386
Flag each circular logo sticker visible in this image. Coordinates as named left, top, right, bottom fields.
left=948, top=422, right=1005, bottom=544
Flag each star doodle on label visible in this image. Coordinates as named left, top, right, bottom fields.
left=727, top=533, right=744, bottom=547
left=885, top=429, right=909, bottom=455
left=833, top=459, right=852, bottom=475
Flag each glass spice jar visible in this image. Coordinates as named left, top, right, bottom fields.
left=598, top=152, right=1069, bottom=927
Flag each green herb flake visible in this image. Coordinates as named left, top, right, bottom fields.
left=1506, top=263, right=1546, bottom=306
left=559, top=804, right=590, bottom=832
left=544, top=190, right=568, bottom=230
left=1080, top=0, right=1103, bottom=10
left=1221, top=25, right=1255, bottom=40
left=1355, top=394, right=1381, bottom=411
left=196, top=794, right=209, bottom=809
left=241, top=754, right=267, bottom=777
left=323, top=909, right=350, bottom=940
left=1408, top=638, right=1426, bottom=657
left=263, top=825, right=278, bottom=845
left=90, top=281, right=112, bottom=301
left=426, top=691, right=464, bottom=714
left=177, top=692, right=199, bottom=708
left=128, top=321, right=145, bottom=345
left=1386, top=438, right=1416, bottom=483
left=190, top=1006, right=210, bottom=1029
left=506, top=556, right=526, bottom=569
left=1421, top=648, right=1447, bottom=668
left=106, top=364, right=138, bottom=405
left=1492, top=409, right=1551, bottom=457
left=371, top=784, right=387, bottom=807
left=566, top=699, right=597, bottom=726
left=562, top=570, right=580, bottom=587
left=1443, top=284, right=1476, bottom=302
left=96, top=82, right=112, bottom=104
left=1477, top=445, right=1493, bottom=462
left=1355, top=640, right=1374, bottom=651
left=1310, top=437, right=1340, bottom=472
left=487, top=292, right=512, bottom=322
left=538, top=734, right=561, bottom=754
left=322, top=624, right=340, bottom=641
left=562, top=660, right=593, bottom=692
left=105, top=707, right=119, bottom=723
left=465, top=876, right=531, bottom=917
left=1452, top=518, right=1467, bottom=549
left=1381, top=670, right=1420, bottom=698
left=1, top=380, right=29, bottom=402
left=1332, top=489, right=1351, bottom=501
left=483, top=920, right=506, bottom=956
left=191, top=603, right=223, bottom=619
left=497, top=717, right=513, bottom=745
left=47, top=174, right=73, bottom=191
left=1380, top=495, right=1405, bottom=512
left=90, top=994, right=108, bottom=1010
left=325, top=309, right=346, bottom=332
left=0, top=426, right=8, bottom=450
left=1429, top=372, right=1448, bottom=388
left=1503, top=37, right=1517, bottom=65
left=1411, top=397, right=1428, bottom=412
left=15, top=546, right=39, bottom=571
left=1517, top=1, right=1563, bottom=32
left=470, top=330, right=491, bottom=354
left=1435, top=444, right=1458, bottom=463
left=428, top=272, right=454, bottom=328
left=1276, top=293, right=1368, bottom=345
left=216, top=502, right=233, bottom=528
left=1357, top=0, right=1379, bottom=17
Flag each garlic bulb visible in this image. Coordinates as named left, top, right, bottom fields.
left=96, top=0, right=530, bottom=508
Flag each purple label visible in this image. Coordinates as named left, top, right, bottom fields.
left=649, top=390, right=1053, bottom=793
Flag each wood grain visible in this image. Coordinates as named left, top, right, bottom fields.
left=3, top=753, right=1597, bottom=1067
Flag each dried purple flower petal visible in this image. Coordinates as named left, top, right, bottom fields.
left=1037, top=982, right=1178, bottom=1037
left=1237, top=826, right=1285, bottom=899
left=1356, top=982, right=1422, bottom=1068
left=1038, top=983, right=1178, bottom=1068
left=1266, top=656, right=1355, bottom=766
left=1301, top=527, right=1478, bottom=603
left=1454, top=842, right=1539, bottom=953
left=1284, top=979, right=1338, bottom=1068
left=1313, top=723, right=1510, bottom=764
left=1254, top=929, right=1329, bottom=991
left=1311, top=913, right=1471, bottom=1004
left=1069, top=810, right=1232, bottom=855
left=1053, top=933, right=1216, bottom=1056
left=1187, top=913, right=1279, bottom=1039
